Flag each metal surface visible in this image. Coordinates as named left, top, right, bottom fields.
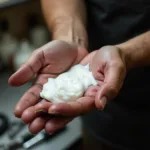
left=0, top=0, right=31, bottom=9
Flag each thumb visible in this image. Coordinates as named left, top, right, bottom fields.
left=8, top=49, right=44, bottom=86
left=80, top=51, right=97, bottom=65
left=95, top=63, right=126, bottom=110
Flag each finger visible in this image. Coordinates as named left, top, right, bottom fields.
left=9, top=49, right=44, bottom=86
left=14, top=84, right=42, bottom=118
left=73, top=47, right=88, bottom=64
left=45, top=117, right=73, bottom=134
left=28, top=116, right=51, bottom=134
left=80, top=50, right=104, bottom=81
left=48, top=97, right=95, bottom=116
left=95, top=63, right=125, bottom=110
left=21, top=100, right=52, bottom=124
left=14, top=74, right=55, bottom=118
left=84, top=86, right=99, bottom=97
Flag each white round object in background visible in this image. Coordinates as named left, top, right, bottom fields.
left=13, top=39, right=33, bottom=71
left=30, top=25, right=49, bottom=49
left=0, top=32, right=18, bottom=67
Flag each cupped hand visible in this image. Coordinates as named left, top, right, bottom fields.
left=8, top=40, right=88, bottom=134
left=84, top=46, right=127, bottom=110
left=44, top=45, right=127, bottom=119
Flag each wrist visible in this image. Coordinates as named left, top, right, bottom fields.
left=116, top=31, right=150, bottom=70
left=52, top=18, right=88, bottom=49
left=115, top=44, right=133, bottom=72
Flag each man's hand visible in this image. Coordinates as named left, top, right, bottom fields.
left=82, top=46, right=127, bottom=110
left=8, top=40, right=88, bottom=134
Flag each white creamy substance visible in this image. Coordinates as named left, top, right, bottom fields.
left=40, top=64, right=97, bottom=104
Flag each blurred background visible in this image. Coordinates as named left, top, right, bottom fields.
left=0, top=0, right=82, bottom=150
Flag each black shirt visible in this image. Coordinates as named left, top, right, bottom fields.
left=82, top=0, right=150, bottom=149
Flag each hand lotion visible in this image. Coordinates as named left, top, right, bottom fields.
left=40, top=64, right=97, bottom=104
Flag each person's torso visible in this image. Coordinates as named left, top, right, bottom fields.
left=87, top=0, right=150, bottom=49
left=83, top=0, right=150, bottom=149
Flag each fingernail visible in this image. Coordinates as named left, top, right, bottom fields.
left=48, top=105, right=60, bottom=115
left=35, top=109, right=47, bottom=113
left=48, top=109, right=60, bottom=115
left=100, top=96, right=107, bottom=109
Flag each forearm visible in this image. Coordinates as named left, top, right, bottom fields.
left=117, top=31, right=150, bottom=70
left=41, top=0, right=88, bottom=48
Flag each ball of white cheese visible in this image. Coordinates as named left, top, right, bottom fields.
left=40, top=64, right=97, bottom=104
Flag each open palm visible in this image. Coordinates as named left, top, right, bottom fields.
left=9, top=40, right=89, bottom=134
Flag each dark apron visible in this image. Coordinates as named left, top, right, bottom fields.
left=82, top=0, right=150, bottom=149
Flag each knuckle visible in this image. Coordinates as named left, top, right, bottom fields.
left=24, top=98, right=33, bottom=107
